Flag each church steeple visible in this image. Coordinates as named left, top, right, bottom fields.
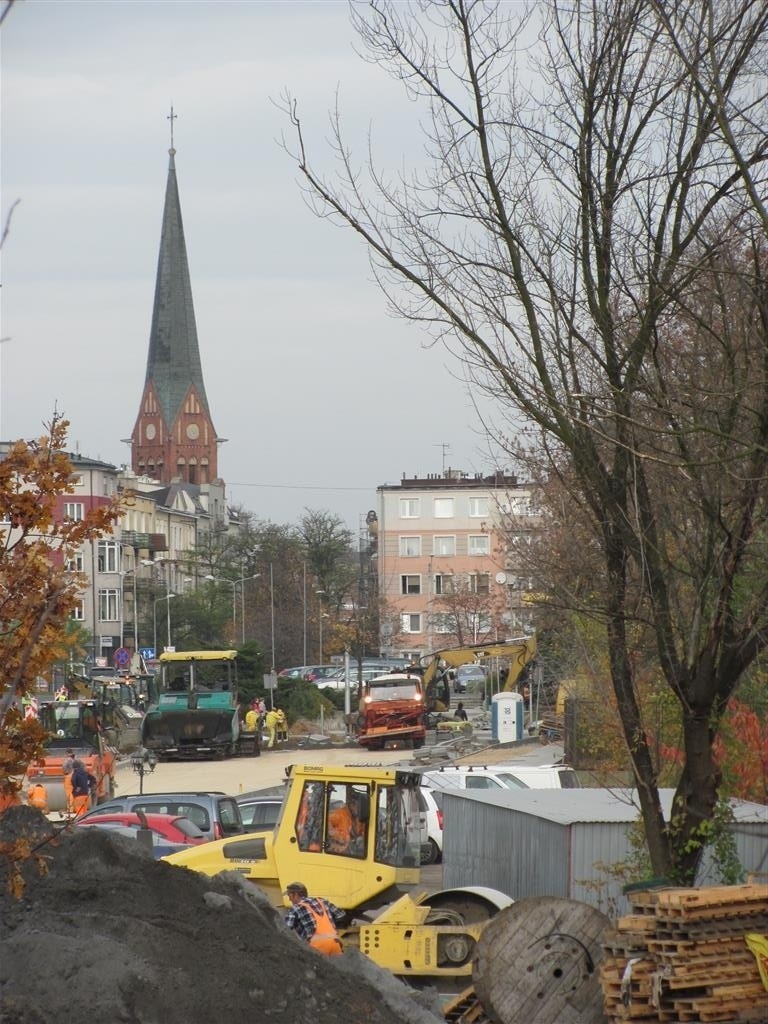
left=130, top=135, right=219, bottom=486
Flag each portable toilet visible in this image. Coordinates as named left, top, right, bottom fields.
left=491, top=692, right=524, bottom=743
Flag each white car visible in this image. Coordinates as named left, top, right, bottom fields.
left=421, top=763, right=579, bottom=791
left=417, top=786, right=443, bottom=865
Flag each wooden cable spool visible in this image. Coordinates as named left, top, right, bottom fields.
left=472, top=896, right=611, bottom=1024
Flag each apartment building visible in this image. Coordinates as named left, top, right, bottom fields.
left=376, top=470, right=538, bottom=658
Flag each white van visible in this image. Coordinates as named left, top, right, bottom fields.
left=421, top=763, right=579, bottom=792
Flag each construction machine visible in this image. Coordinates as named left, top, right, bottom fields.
left=141, top=650, right=259, bottom=760
left=355, top=672, right=427, bottom=751
left=420, top=636, right=537, bottom=712
left=164, top=763, right=511, bottom=983
left=25, top=699, right=117, bottom=812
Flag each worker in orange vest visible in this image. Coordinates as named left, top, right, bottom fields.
left=70, top=762, right=93, bottom=817
left=27, top=782, right=49, bottom=813
left=283, top=882, right=344, bottom=955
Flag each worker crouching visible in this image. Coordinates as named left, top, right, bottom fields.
left=283, top=881, right=344, bottom=956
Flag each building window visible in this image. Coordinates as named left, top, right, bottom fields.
left=70, top=601, right=85, bottom=621
left=97, top=540, right=119, bottom=573
left=401, top=613, right=421, bottom=634
left=434, top=498, right=454, bottom=518
left=98, top=589, right=120, bottom=622
left=433, top=535, right=456, bottom=557
left=66, top=551, right=84, bottom=572
left=399, top=536, right=422, bottom=557
left=468, top=535, right=490, bottom=556
left=63, top=502, right=84, bottom=521
left=469, top=573, right=490, bottom=595
left=399, top=498, right=420, bottom=518
left=432, top=613, right=454, bottom=634
left=401, top=574, right=421, bottom=595
left=71, top=474, right=84, bottom=488
left=434, top=573, right=454, bottom=595
left=469, top=496, right=489, bottom=517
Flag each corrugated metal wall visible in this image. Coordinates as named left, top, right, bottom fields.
left=442, top=793, right=568, bottom=900
left=440, top=790, right=768, bottom=918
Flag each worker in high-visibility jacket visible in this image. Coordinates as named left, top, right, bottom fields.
left=283, top=882, right=344, bottom=956
left=27, top=782, right=49, bottom=813
left=264, top=708, right=280, bottom=749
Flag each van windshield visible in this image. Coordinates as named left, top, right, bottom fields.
left=367, top=681, right=422, bottom=701
left=494, top=773, right=530, bottom=789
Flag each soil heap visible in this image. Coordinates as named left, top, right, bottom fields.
left=0, top=807, right=444, bottom=1024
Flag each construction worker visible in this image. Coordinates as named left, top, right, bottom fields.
left=70, top=762, right=92, bottom=817
left=327, top=789, right=366, bottom=856
left=27, top=781, right=49, bottom=813
left=62, top=749, right=78, bottom=815
left=264, top=708, right=279, bottom=748
left=275, top=708, right=288, bottom=743
left=243, top=706, right=259, bottom=734
left=283, top=881, right=344, bottom=956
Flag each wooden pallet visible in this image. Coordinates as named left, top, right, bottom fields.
left=601, top=884, right=768, bottom=1024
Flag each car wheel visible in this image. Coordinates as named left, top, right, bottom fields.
left=420, top=838, right=441, bottom=865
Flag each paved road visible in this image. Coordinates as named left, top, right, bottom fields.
left=115, top=743, right=411, bottom=797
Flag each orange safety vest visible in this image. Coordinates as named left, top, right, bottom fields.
left=303, top=900, right=343, bottom=956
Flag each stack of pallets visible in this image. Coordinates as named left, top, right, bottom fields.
left=601, top=884, right=768, bottom=1023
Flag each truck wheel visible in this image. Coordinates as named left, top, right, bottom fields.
left=413, top=737, right=425, bottom=749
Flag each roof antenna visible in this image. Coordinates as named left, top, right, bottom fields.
left=167, top=104, right=178, bottom=154
left=434, top=442, right=451, bottom=475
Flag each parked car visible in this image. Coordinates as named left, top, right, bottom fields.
left=76, top=821, right=193, bottom=859
left=235, top=791, right=285, bottom=832
left=417, top=787, right=443, bottom=865
left=494, top=764, right=580, bottom=789
left=302, top=666, right=339, bottom=682
left=455, top=664, right=486, bottom=693
left=421, top=763, right=579, bottom=791
left=79, top=792, right=244, bottom=840
left=421, top=766, right=530, bottom=792
left=277, top=665, right=313, bottom=679
left=75, top=811, right=206, bottom=846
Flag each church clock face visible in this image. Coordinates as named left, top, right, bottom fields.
left=145, top=423, right=156, bottom=441
left=186, top=423, right=200, bottom=440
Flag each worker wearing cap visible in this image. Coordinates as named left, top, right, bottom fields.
left=283, top=882, right=344, bottom=956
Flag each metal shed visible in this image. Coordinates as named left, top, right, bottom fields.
left=440, top=788, right=768, bottom=918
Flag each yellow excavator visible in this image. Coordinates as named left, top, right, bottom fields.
left=165, top=762, right=512, bottom=983
left=420, top=635, right=537, bottom=712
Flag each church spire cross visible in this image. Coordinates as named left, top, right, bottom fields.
left=167, top=105, right=178, bottom=153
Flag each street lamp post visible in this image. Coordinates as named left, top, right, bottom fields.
left=153, top=593, right=175, bottom=654
left=319, top=613, right=329, bottom=664
left=205, top=573, right=260, bottom=644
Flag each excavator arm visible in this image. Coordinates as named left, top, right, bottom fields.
left=420, top=636, right=536, bottom=712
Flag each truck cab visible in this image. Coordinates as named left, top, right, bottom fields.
left=356, top=673, right=426, bottom=750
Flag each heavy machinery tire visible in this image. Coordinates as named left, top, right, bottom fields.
left=420, top=838, right=441, bottom=866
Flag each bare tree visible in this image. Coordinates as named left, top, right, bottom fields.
left=283, top=0, right=768, bottom=881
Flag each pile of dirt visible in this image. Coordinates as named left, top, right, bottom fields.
left=0, top=807, right=443, bottom=1024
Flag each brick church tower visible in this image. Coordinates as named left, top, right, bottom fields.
left=130, top=141, right=219, bottom=485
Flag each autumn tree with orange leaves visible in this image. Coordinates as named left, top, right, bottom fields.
left=0, top=416, right=121, bottom=808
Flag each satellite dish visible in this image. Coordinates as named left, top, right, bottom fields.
left=495, top=572, right=508, bottom=584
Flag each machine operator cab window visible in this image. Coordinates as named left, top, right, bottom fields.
left=293, top=778, right=419, bottom=868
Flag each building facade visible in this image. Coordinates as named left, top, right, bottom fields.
left=376, top=470, right=538, bottom=658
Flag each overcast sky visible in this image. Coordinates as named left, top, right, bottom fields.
left=1, top=1, right=510, bottom=531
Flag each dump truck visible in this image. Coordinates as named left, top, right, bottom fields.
left=25, top=698, right=117, bottom=813
left=165, top=763, right=511, bottom=985
left=141, top=649, right=259, bottom=760
left=355, top=672, right=427, bottom=750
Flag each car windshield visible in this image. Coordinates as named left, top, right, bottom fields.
left=367, top=681, right=421, bottom=701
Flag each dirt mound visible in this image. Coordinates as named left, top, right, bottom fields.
left=0, top=807, right=443, bottom=1024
